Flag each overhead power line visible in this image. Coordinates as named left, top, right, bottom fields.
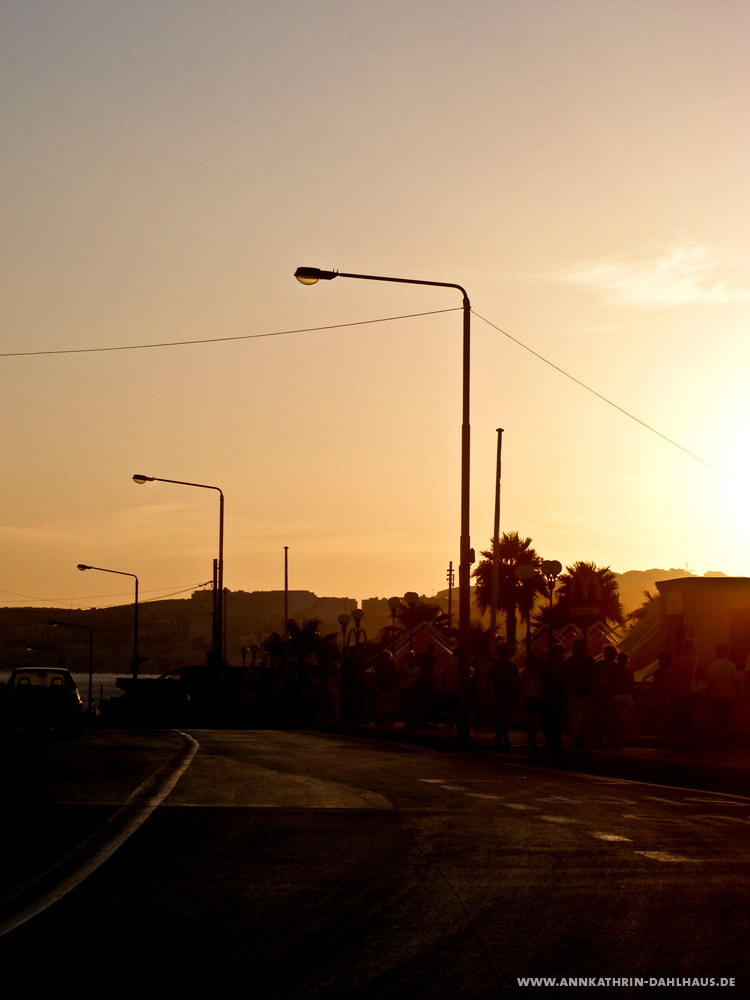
left=0, top=303, right=730, bottom=480
left=0, top=309, right=460, bottom=357
left=472, top=311, right=732, bottom=481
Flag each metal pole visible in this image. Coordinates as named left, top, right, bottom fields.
left=218, top=489, right=224, bottom=665
left=489, top=428, right=503, bottom=656
left=133, top=574, right=139, bottom=680
left=284, top=546, right=289, bottom=677
left=456, top=291, right=472, bottom=744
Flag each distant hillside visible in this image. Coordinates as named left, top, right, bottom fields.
left=614, top=568, right=728, bottom=614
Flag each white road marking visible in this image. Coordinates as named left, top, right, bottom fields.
left=0, top=731, right=199, bottom=939
left=684, top=797, right=748, bottom=806
left=635, top=851, right=699, bottom=863
left=692, top=814, right=750, bottom=827
left=592, top=832, right=633, bottom=842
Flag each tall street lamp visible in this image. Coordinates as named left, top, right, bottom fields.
left=50, top=619, right=94, bottom=713
left=77, top=564, right=140, bottom=679
left=295, top=266, right=473, bottom=743
left=133, top=474, right=225, bottom=667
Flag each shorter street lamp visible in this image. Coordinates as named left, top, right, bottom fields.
left=387, top=597, right=402, bottom=657
left=50, top=620, right=94, bottom=713
left=337, top=614, right=351, bottom=651
left=133, top=474, right=225, bottom=666
left=78, top=564, right=140, bottom=679
left=27, top=645, right=65, bottom=668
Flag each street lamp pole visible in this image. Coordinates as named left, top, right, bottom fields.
left=77, top=564, right=139, bottom=679
left=490, top=428, right=504, bottom=656
left=133, top=474, right=224, bottom=667
left=294, top=266, right=473, bottom=743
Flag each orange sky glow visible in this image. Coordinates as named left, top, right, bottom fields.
left=2, top=1, right=749, bottom=611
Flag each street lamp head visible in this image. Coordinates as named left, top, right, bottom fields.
left=294, top=267, right=337, bottom=285
left=132, top=474, right=154, bottom=484
left=77, top=564, right=91, bottom=571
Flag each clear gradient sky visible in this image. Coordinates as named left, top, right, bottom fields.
left=2, top=1, right=749, bottom=611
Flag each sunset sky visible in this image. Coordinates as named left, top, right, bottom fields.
left=2, top=1, right=749, bottom=614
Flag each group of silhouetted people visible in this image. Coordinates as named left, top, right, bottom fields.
left=650, top=638, right=744, bottom=748
left=487, top=640, right=635, bottom=753
left=279, top=633, right=746, bottom=750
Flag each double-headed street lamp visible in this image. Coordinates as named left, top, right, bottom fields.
left=295, top=267, right=473, bottom=742
left=77, top=564, right=140, bottom=679
left=338, top=609, right=367, bottom=651
left=133, top=474, right=225, bottom=667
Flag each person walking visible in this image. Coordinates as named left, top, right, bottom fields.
left=651, top=651, right=673, bottom=744
left=486, top=645, right=519, bottom=750
left=596, top=644, right=618, bottom=745
left=374, top=650, right=399, bottom=726
left=441, top=651, right=460, bottom=729
left=670, top=638, right=701, bottom=748
left=704, top=641, right=742, bottom=746
left=540, top=643, right=570, bottom=755
left=610, top=651, right=635, bottom=747
left=416, top=643, right=437, bottom=725
left=399, top=650, right=421, bottom=729
left=520, top=654, right=543, bottom=747
left=567, top=638, right=599, bottom=749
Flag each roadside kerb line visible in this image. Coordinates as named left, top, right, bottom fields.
left=0, top=730, right=199, bottom=938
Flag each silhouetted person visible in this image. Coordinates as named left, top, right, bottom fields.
left=340, top=653, right=361, bottom=722
left=441, top=651, right=460, bottom=729
left=567, top=638, right=599, bottom=749
left=705, top=641, right=741, bottom=746
left=520, top=654, right=543, bottom=747
left=596, top=644, right=619, bottom=744
left=670, top=638, right=700, bottom=747
left=651, top=651, right=673, bottom=744
left=399, top=650, right=421, bottom=728
left=486, top=645, right=519, bottom=750
left=374, top=650, right=399, bottom=725
left=325, top=661, right=341, bottom=722
left=416, top=643, right=437, bottom=724
left=609, top=651, right=635, bottom=747
left=540, top=643, right=569, bottom=754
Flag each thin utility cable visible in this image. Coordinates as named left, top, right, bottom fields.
left=1, top=299, right=729, bottom=481
left=0, top=309, right=460, bottom=357
left=473, top=310, right=732, bottom=481
left=0, top=581, right=212, bottom=605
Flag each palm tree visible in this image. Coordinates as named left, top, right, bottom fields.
left=556, top=562, right=624, bottom=629
left=473, top=532, right=544, bottom=649
left=283, top=618, right=339, bottom=668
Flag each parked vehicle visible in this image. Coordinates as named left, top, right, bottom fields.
left=2, top=666, right=84, bottom=734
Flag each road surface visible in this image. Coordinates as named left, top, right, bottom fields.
left=1, top=729, right=748, bottom=996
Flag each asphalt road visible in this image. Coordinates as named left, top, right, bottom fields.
left=1, top=729, right=748, bottom=996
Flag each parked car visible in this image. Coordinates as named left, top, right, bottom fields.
left=2, top=666, right=84, bottom=734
